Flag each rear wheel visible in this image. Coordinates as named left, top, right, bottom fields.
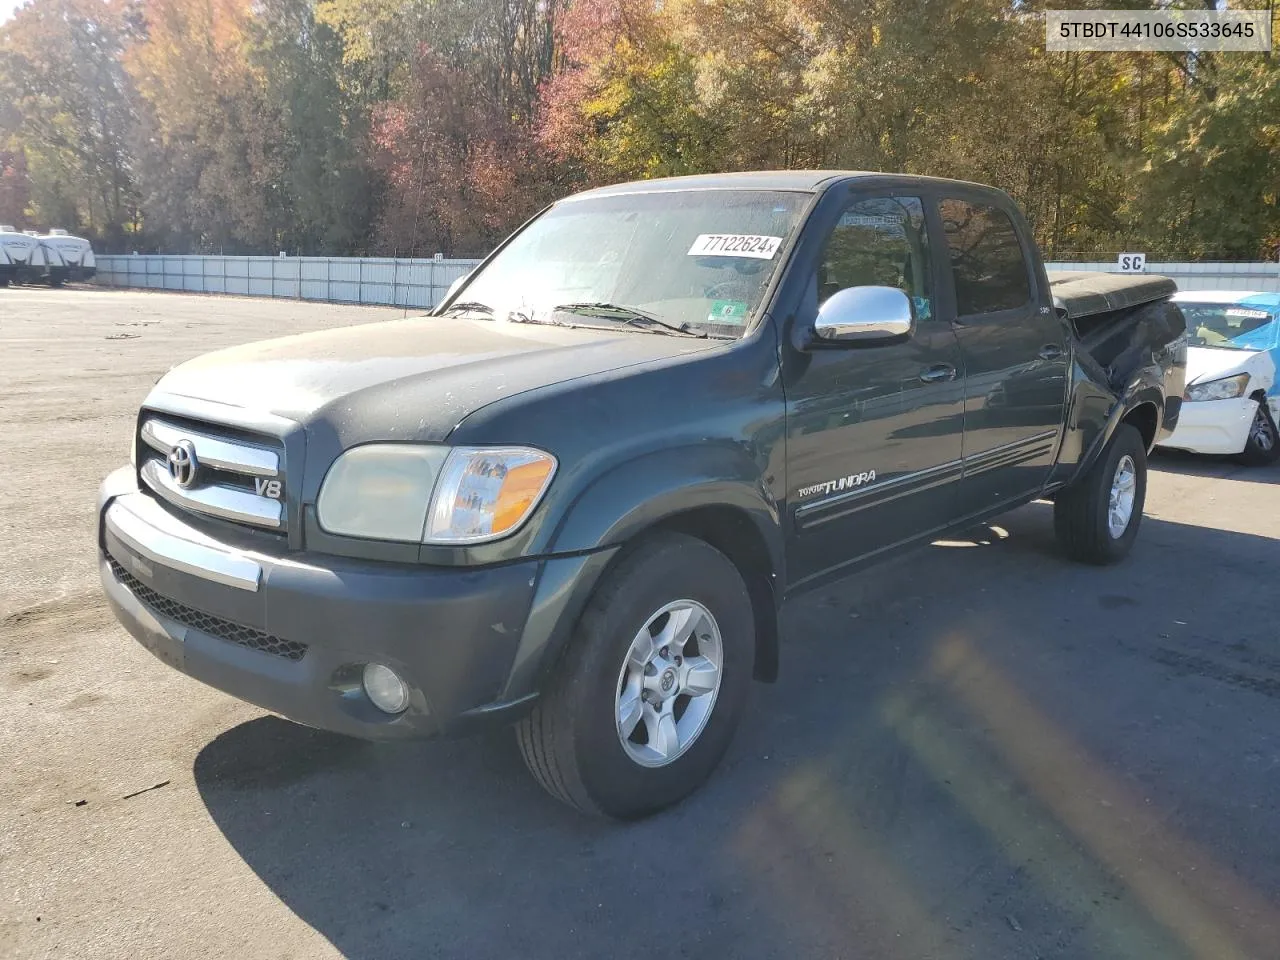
left=515, top=532, right=753, bottom=819
left=1054, top=423, right=1147, bottom=565
left=1238, top=402, right=1280, bottom=466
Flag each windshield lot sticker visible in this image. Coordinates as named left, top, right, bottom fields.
left=708, top=299, right=748, bottom=325
left=688, top=234, right=783, bottom=259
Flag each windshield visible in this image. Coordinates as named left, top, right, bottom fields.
left=445, top=190, right=810, bottom=337
left=1181, top=302, right=1278, bottom=350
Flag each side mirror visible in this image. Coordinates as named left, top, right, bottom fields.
left=813, top=285, right=915, bottom=345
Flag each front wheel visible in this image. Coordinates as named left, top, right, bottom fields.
left=1238, top=402, right=1280, bottom=466
left=1054, top=423, right=1148, bottom=565
left=516, top=532, right=754, bottom=819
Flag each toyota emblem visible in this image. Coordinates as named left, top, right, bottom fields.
left=167, top=439, right=200, bottom=488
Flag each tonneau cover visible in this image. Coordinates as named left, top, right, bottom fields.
left=1048, top=271, right=1177, bottom=319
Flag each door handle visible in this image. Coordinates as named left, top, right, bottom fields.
left=1039, top=344, right=1065, bottom=360
left=919, top=363, right=957, bottom=384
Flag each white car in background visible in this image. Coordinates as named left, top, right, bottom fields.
left=1157, top=291, right=1280, bottom=465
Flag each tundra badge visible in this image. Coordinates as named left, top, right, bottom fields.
left=797, top=470, right=877, bottom=498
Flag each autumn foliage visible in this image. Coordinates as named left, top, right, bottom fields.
left=0, top=0, right=1277, bottom=259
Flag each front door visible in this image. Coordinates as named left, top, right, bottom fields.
left=935, top=195, right=1069, bottom=514
left=782, top=192, right=966, bottom=589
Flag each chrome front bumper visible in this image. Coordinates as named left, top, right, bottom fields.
left=96, top=467, right=548, bottom=738
left=104, top=492, right=262, bottom=591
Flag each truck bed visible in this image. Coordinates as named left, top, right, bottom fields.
left=1048, top=270, right=1177, bottom=323
left=1049, top=271, right=1185, bottom=390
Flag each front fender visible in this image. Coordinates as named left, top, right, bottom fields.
left=549, top=443, right=782, bottom=564
left=1063, top=381, right=1165, bottom=490
left=497, top=445, right=784, bottom=702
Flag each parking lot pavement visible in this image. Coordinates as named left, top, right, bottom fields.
left=3, top=289, right=1280, bottom=960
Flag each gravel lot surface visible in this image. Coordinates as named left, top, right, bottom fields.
left=3, top=288, right=1279, bottom=960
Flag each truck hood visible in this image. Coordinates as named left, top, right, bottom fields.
left=1185, top=345, right=1274, bottom=388
left=150, top=315, right=716, bottom=442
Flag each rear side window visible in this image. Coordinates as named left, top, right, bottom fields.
left=939, top=198, right=1030, bottom=315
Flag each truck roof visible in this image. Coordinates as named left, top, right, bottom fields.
left=568, top=170, right=1001, bottom=199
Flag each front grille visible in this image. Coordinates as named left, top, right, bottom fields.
left=137, top=415, right=287, bottom=533
left=109, top=558, right=308, bottom=662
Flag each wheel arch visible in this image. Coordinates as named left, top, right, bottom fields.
left=1092, top=387, right=1164, bottom=467
left=553, top=460, right=785, bottom=684
left=1121, top=398, right=1162, bottom=452
left=504, top=449, right=785, bottom=704
left=646, top=505, right=781, bottom=683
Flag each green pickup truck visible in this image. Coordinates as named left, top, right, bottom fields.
left=98, top=172, right=1186, bottom=818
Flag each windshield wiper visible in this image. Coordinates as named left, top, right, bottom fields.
left=551, top=301, right=712, bottom=338
left=437, top=300, right=494, bottom=317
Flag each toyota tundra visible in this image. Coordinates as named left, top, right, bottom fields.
left=98, top=172, right=1187, bottom=818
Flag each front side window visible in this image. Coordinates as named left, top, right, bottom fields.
left=1180, top=301, right=1279, bottom=351
left=817, top=196, right=934, bottom=321
left=939, top=198, right=1030, bottom=316
left=450, top=190, right=810, bottom=337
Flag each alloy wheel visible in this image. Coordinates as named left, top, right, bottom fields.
left=614, top=600, right=724, bottom=768
left=1108, top=454, right=1137, bottom=539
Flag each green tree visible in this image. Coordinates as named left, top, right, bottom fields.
left=0, top=0, right=139, bottom=246
left=1135, top=14, right=1280, bottom=258
left=126, top=0, right=290, bottom=252
left=0, top=147, right=32, bottom=227
left=249, top=0, right=376, bottom=254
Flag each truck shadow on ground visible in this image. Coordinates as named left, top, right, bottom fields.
left=194, top=503, right=1280, bottom=960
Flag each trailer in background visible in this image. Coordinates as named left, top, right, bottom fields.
left=39, top=228, right=95, bottom=281
left=0, top=226, right=62, bottom=285
left=25, top=230, right=68, bottom=284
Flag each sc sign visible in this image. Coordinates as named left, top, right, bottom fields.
left=1117, top=252, right=1147, bottom=273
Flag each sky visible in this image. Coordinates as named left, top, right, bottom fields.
left=1, top=0, right=26, bottom=23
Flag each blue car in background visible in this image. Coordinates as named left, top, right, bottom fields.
left=1157, top=290, right=1280, bottom=465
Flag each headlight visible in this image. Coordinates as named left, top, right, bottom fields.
left=1185, top=373, right=1249, bottom=402
left=425, top=447, right=557, bottom=543
left=316, top=444, right=556, bottom=544
left=316, top=444, right=450, bottom=541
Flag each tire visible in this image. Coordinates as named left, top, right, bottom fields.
left=515, top=532, right=754, bottom=819
left=1054, top=423, right=1147, bottom=565
left=1237, top=401, right=1280, bottom=466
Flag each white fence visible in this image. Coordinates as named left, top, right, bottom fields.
left=1045, top=260, right=1280, bottom=293
left=94, top=254, right=1280, bottom=307
left=94, top=255, right=484, bottom=308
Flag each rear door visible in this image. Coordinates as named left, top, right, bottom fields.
left=935, top=193, right=1068, bottom=515
left=782, top=189, right=966, bottom=589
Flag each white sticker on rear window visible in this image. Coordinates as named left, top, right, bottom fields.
left=687, top=234, right=783, bottom=259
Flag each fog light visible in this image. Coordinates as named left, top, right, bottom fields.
left=362, top=663, right=410, bottom=714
